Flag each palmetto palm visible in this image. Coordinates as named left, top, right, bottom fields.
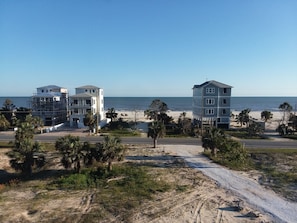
left=10, top=119, right=44, bottom=174
left=106, top=108, right=118, bottom=122
left=261, top=110, right=273, bottom=122
left=147, top=121, right=166, bottom=148
left=279, top=102, right=293, bottom=123
left=84, top=111, right=96, bottom=131
left=0, top=114, right=10, bottom=130
left=55, top=135, right=83, bottom=173
left=145, top=99, right=169, bottom=121
left=202, top=127, right=226, bottom=156
left=96, top=135, right=125, bottom=171
left=236, top=109, right=251, bottom=127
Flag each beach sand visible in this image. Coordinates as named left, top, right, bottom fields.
left=115, top=110, right=284, bottom=132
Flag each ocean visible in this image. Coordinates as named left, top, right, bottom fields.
left=0, top=96, right=296, bottom=112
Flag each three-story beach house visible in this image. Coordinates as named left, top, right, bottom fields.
left=31, top=85, right=69, bottom=126
left=69, top=85, right=104, bottom=129
left=193, top=80, right=232, bottom=129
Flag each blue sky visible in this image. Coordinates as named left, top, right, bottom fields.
left=0, top=0, right=296, bottom=97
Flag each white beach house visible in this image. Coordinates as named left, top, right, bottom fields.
left=193, top=80, right=232, bottom=129
left=31, top=85, right=69, bottom=126
left=69, top=85, right=104, bottom=129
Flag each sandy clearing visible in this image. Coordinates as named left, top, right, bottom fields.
left=164, top=144, right=297, bottom=223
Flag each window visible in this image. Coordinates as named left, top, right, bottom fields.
left=205, top=109, right=214, bottom=115
left=222, top=109, right=226, bottom=115
left=74, top=99, right=78, bottom=104
left=206, top=98, right=215, bottom=105
left=86, top=99, right=91, bottom=105
left=222, top=99, right=227, bottom=104
left=74, top=109, right=78, bottom=114
left=223, top=88, right=227, bottom=94
left=206, top=88, right=215, bottom=94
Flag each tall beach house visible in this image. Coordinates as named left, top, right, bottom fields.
left=31, top=85, right=69, bottom=126
left=192, top=80, right=232, bottom=129
left=69, top=85, right=104, bottom=129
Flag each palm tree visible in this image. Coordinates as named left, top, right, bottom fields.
left=2, top=98, right=15, bottom=111
left=84, top=111, right=96, bottom=132
left=145, top=99, right=169, bottom=121
left=9, top=120, right=45, bottom=174
left=261, top=110, right=273, bottom=122
left=202, top=127, right=226, bottom=156
left=1, top=98, right=16, bottom=126
left=24, top=115, right=44, bottom=133
left=106, top=108, right=118, bottom=122
left=236, top=109, right=251, bottom=127
left=95, top=135, right=125, bottom=171
left=279, top=102, right=292, bottom=123
left=55, top=135, right=83, bottom=173
left=178, top=112, right=192, bottom=135
left=247, top=122, right=264, bottom=136
left=0, top=114, right=10, bottom=130
left=147, top=121, right=166, bottom=148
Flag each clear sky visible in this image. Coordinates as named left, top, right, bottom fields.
left=0, top=0, right=296, bottom=97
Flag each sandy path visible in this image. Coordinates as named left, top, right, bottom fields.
left=164, top=145, right=297, bottom=223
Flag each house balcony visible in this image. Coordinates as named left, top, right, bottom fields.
left=69, top=102, right=92, bottom=108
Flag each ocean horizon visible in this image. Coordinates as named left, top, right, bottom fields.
left=0, top=96, right=296, bottom=112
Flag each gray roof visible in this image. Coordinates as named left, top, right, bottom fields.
left=38, top=85, right=65, bottom=89
left=76, top=85, right=101, bottom=89
left=193, top=80, right=233, bottom=89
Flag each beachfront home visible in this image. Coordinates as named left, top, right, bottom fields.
left=69, top=85, right=104, bottom=129
left=192, top=80, right=232, bottom=129
left=31, top=85, right=69, bottom=126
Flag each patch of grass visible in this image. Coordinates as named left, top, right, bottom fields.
left=248, top=149, right=297, bottom=201
left=49, top=170, right=96, bottom=190
left=49, top=164, right=171, bottom=222
left=49, top=163, right=171, bottom=222
left=101, top=129, right=141, bottom=137
left=0, top=141, right=14, bottom=148
left=176, top=185, right=189, bottom=192
left=283, top=134, right=297, bottom=140
left=225, top=129, right=266, bottom=139
left=41, top=143, right=56, bottom=151
left=247, top=148, right=297, bottom=154
left=204, top=152, right=252, bottom=171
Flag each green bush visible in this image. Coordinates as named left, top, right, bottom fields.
left=50, top=164, right=171, bottom=195
left=204, top=138, right=251, bottom=170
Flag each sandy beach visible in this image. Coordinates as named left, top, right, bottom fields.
left=115, top=109, right=284, bottom=132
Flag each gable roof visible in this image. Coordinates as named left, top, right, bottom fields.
left=193, top=80, right=233, bottom=89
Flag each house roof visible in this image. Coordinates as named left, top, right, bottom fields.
left=76, top=85, right=101, bottom=89
left=38, top=85, right=66, bottom=89
left=193, top=80, right=233, bottom=89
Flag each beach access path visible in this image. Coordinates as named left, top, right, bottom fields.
left=164, top=145, right=297, bottom=223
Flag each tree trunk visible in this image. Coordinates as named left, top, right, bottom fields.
left=108, top=161, right=112, bottom=171
left=75, top=160, right=81, bottom=173
left=153, top=138, right=157, bottom=148
left=211, top=147, right=217, bottom=157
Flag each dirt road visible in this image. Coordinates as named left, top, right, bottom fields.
left=164, top=145, right=297, bottom=223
